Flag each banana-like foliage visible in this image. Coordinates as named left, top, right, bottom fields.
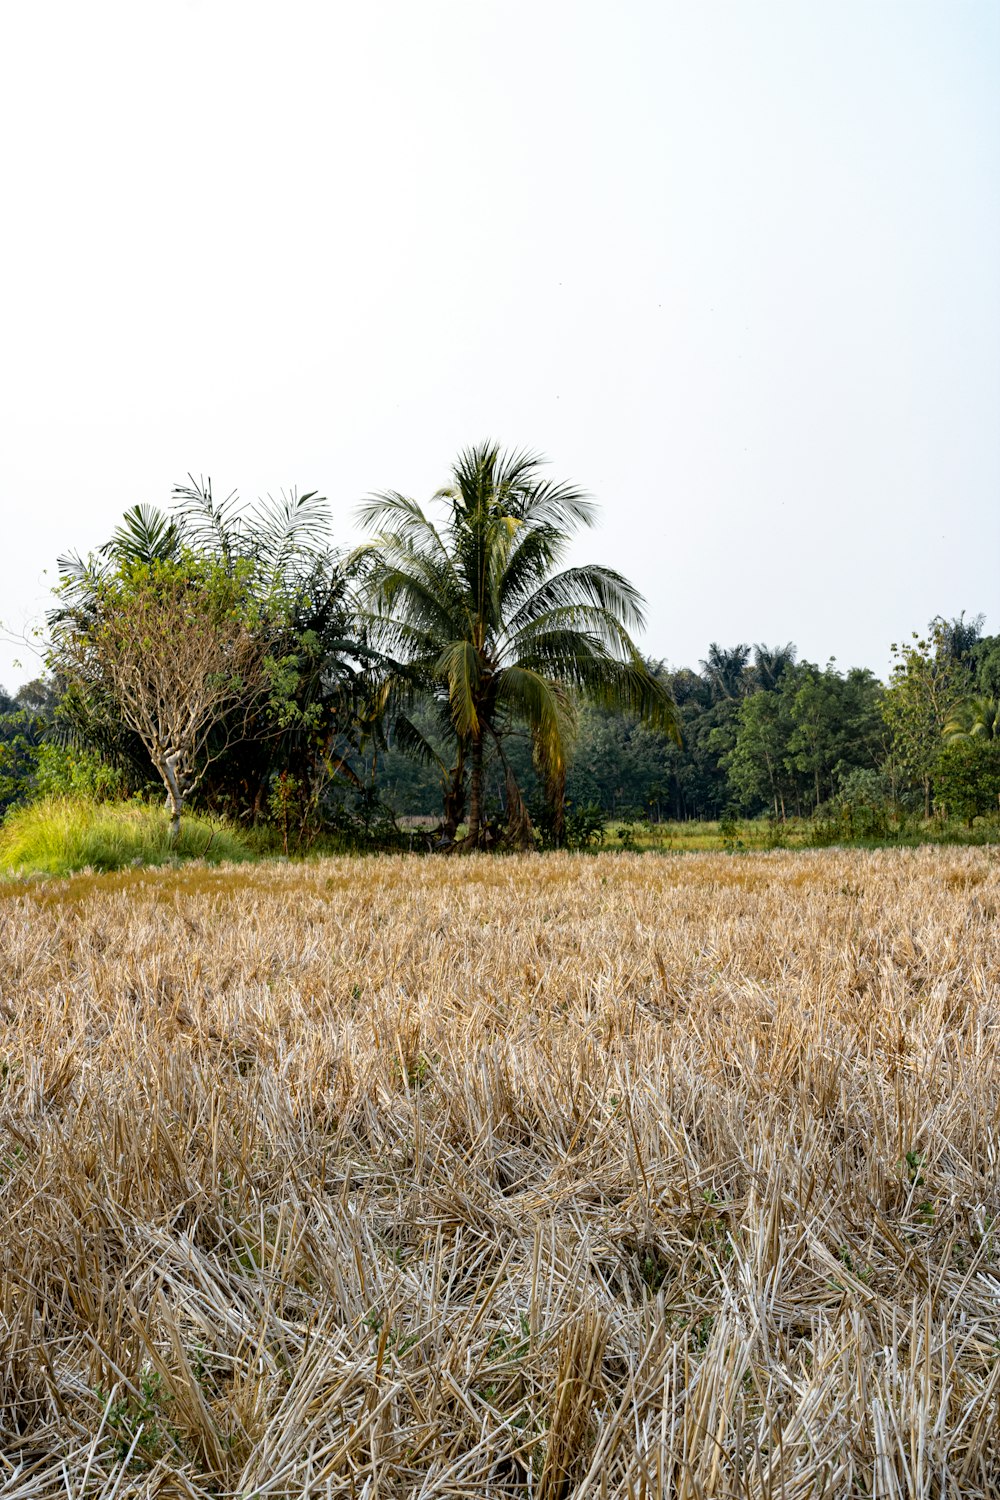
left=355, top=441, right=680, bottom=848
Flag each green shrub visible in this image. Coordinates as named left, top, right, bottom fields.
left=934, top=740, right=1000, bottom=827
left=32, top=743, right=126, bottom=802
left=0, top=796, right=253, bottom=877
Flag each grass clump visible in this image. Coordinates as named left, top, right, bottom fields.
left=0, top=795, right=253, bottom=876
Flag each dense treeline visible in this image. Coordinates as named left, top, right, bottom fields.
left=378, top=625, right=1000, bottom=830
left=2, top=451, right=999, bottom=848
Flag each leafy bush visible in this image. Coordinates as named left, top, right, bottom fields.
left=0, top=796, right=253, bottom=876
left=934, top=740, right=1000, bottom=826
left=832, top=767, right=896, bottom=840
left=32, top=743, right=126, bottom=802
left=565, top=801, right=608, bottom=849
left=529, top=798, right=608, bottom=851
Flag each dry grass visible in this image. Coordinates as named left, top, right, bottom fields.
left=1, top=848, right=999, bottom=1498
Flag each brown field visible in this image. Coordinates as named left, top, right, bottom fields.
left=1, top=848, right=999, bottom=1498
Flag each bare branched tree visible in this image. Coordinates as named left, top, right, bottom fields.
left=55, top=559, right=269, bottom=840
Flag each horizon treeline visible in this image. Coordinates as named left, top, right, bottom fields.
left=376, top=621, right=1000, bottom=826
left=0, top=461, right=998, bottom=844
left=3, top=616, right=997, bottom=836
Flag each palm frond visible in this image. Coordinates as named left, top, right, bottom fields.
left=509, top=606, right=634, bottom=658
left=102, top=505, right=181, bottom=565
left=448, top=442, right=597, bottom=532
left=171, top=475, right=242, bottom=561
left=582, top=656, right=682, bottom=740
left=390, top=713, right=449, bottom=775
left=245, top=490, right=331, bottom=575
left=494, top=664, right=573, bottom=780
left=56, top=548, right=103, bottom=586
left=434, top=640, right=482, bottom=737
left=944, top=696, right=999, bottom=742
left=505, top=565, right=647, bottom=637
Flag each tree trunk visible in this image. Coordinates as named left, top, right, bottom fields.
left=503, top=755, right=535, bottom=851
left=441, top=749, right=466, bottom=844
left=161, top=752, right=184, bottom=845
left=465, top=734, right=484, bottom=848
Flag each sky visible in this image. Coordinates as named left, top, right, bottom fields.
left=1, top=0, right=998, bottom=689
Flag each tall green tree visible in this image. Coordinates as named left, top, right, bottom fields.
left=785, top=665, right=883, bottom=812
left=725, top=690, right=794, bottom=817
left=355, top=442, right=679, bottom=848
left=881, top=623, right=970, bottom=817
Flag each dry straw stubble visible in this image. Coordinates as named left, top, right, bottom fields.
left=0, top=847, right=999, bottom=1497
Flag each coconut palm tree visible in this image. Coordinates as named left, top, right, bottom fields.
left=355, top=441, right=680, bottom=849
left=700, top=643, right=752, bottom=702
left=752, top=641, right=797, bottom=692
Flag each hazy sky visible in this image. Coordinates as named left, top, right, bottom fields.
left=2, top=0, right=997, bottom=689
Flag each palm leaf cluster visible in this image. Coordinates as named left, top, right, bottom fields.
left=944, top=696, right=999, bottom=743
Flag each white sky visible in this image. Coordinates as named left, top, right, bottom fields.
left=1, top=0, right=998, bottom=689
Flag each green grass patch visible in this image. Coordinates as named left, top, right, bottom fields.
left=605, top=814, right=1000, bottom=854
left=0, top=796, right=253, bottom=877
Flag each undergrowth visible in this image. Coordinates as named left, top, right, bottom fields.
left=0, top=795, right=252, bottom=876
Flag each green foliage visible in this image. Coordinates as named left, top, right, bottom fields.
left=718, top=812, right=746, bottom=853
left=51, top=551, right=271, bottom=834
left=944, top=695, right=999, bottom=743
left=832, top=767, right=896, bottom=839
left=0, top=796, right=252, bottom=877
left=933, top=740, right=1000, bottom=825
left=882, top=622, right=971, bottom=815
left=785, top=665, right=882, bottom=810
left=30, top=472, right=1000, bottom=853
left=564, top=800, right=608, bottom=849
left=96, top=1369, right=177, bottom=1469
left=52, top=482, right=384, bottom=839
left=724, top=690, right=790, bottom=816
left=529, top=794, right=607, bottom=850
left=0, top=679, right=60, bottom=813
left=970, top=635, right=1000, bottom=699
left=0, top=725, right=38, bottom=813
left=32, top=742, right=126, bottom=801
left=723, top=663, right=883, bottom=816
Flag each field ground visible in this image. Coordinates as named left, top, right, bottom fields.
left=1, top=849, right=999, bottom=1496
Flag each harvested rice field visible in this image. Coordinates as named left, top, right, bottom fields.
left=1, top=848, right=999, bottom=1498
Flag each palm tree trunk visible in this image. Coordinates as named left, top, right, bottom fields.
left=441, top=746, right=466, bottom=843
left=466, top=734, right=484, bottom=847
